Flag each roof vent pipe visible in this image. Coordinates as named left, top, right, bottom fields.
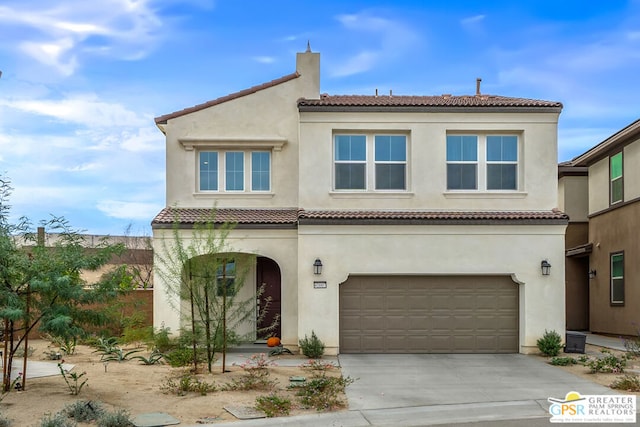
left=375, top=88, right=378, bottom=97
left=476, top=78, right=482, bottom=96
left=389, top=89, right=393, bottom=97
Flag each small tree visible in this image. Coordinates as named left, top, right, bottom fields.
left=155, top=208, right=278, bottom=373
left=0, top=174, right=133, bottom=392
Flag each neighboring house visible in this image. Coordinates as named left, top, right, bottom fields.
left=558, top=163, right=589, bottom=331
left=563, top=119, right=640, bottom=336
left=152, top=48, right=567, bottom=354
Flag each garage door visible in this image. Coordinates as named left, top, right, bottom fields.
left=339, top=275, right=518, bottom=353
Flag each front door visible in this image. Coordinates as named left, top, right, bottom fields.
left=256, top=257, right=281, bottom=339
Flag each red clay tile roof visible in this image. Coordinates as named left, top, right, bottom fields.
left=298, top=94, right=562, bottom=110
left=152, top=207, right=568, bottom=227
left=155, top=72, right=301, bottom=125
left=152, top=207, right=300, bottom=225
left=298, top=210, right=568, bottom=221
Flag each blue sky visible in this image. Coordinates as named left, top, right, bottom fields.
left=1, top=0, right=639, bottom=235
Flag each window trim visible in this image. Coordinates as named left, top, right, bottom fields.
left=610, top=151, right=623, bottom=205
left=445, top=132, right=521, bottom=192
left=610, top=251, right=624, bottom=306
left=333, top=132, right=409, bottom=192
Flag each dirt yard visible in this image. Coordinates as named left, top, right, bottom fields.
left=0, top=340, right=347, bottom=426
left=538, top=343, right=640, bottom=397
left=2, top=341, right=639, bottom=426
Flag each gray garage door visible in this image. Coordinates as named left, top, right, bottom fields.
left=339, top=275, right=519, bottom=353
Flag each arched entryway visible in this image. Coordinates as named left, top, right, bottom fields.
left=256, top=256, right=282, bottom=339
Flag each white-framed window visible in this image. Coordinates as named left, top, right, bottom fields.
left=446, top=134, right=519, bottom=191
left=198, top=150, right=271, bottom=192
left=610, top=252, right=624, bottom=305
left=334, top=133, right=407, bottom=191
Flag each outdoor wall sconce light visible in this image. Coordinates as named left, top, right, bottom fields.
left=541, top=260, right=551, bottom=276
left=313, top=258, right=323, bottom=275
left=589, top=269, right=597, bottom=279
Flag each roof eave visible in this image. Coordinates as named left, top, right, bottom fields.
left=571, top=119, right=640, bottom=167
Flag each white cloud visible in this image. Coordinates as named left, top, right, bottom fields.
left=253, top=56, right=276, bottom=64
left=0, top=0, right=165, bottom=75
left=330, top=11, right=419, bottom=77
left=4, top=94, right=148, bottom=128
left=97, top=200, right=163, bottom=220
left=461, top=14, right=485, bottom=26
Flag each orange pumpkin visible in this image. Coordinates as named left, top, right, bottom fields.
left=267, top=337, right=281, bottom=347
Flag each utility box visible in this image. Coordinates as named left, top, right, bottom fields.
left=565, top=332, right=587, bottom=354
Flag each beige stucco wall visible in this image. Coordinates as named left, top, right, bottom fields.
left=589, top=158, right=610, bottom=214
left=558, top=175, right=589, bottom=222
left=152, top=227, right=299, bottom=346
left=297, top=223, right=566, bottom=355
left=298, top=111, right=560, bottom=211
left=624, top=138, right=640, bottom=200
left=162, top=52, right=319, bottom=210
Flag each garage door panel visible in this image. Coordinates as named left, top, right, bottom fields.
left=339, top=275, right=519, bottom=353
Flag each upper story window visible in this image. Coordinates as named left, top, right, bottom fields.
left=334, top=134, right=407, bottom=191
left=610, top=152, right=623, bottom=205
left=198, top=150, right=270, bottom=192
left=446, top=134, right=518, bottom=191
left=610, top=252, right=624, bottom=305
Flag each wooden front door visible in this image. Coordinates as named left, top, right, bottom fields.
left=256, top=257, right=281, bottom=339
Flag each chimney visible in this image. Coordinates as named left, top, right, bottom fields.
left=296, top=44, right=320, bottom=100
left=476, top=78, right=482, bottom=96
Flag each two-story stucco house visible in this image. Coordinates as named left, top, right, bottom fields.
left=563, top=119, right=640, bottom=336
left=152, top=48, right=567, bottom=354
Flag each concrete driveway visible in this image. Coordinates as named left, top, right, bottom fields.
left=337, top=353, right=621, bottom=425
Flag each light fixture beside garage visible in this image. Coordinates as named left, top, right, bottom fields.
left=541, top=260, right=551, bottom=276
left=313, top=258, right=323, bottom=275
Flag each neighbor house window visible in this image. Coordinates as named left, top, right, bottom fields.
left=610, top=152, right=623, bottom=205
left=610, top=252, right=624, bottom=305
left=446, top=134, right=519, bottom=191
left=334, top=133, right=407, bottom=191
left=198, top=150, right=271, bottom=193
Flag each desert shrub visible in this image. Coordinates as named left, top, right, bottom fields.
left=623, top=330, right=640, bottom=357
left=295, top=375, right=355, bottom=411
left=223, top=353, right=277, bottom=391
left=38, top=413, right=76, bottom=427
left=611, top=374, right=640, bottom=392
left=152, top=326, right=177, bottom=352
left=63, top=400, right=105, bottom=422
left=160, top=373, right=216, bottom=396
left=121, top=325, right=153, bottom=345
left=0, top=413, right=11, bottom=427
left=97, top=409, right=134, bottom=427
left=164, top=346, right=206, bottom=367
left=255, top=394, right=291, bottom=417
left=536, top=330, right=563, bottom=357
left=549, top=356, right=578, bottom=366
left=14, top=346, right=35, bottom=358
left=299, top=331, right=325, bottom=358
left=585, top=349, right=628, bottom=373
left=299, top=359, right=336, bottom=372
